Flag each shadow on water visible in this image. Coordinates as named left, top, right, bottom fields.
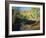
left=12, top=17, right=37, bottom=31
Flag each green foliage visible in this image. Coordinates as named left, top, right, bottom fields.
left=31, top=8, right=40, bottom=20
left=12, top=7, right=40, bottom=24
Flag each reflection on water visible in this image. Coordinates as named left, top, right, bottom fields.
left=12, top=17, right=40, bottom=31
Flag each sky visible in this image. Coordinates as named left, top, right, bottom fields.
left=12, top=7, right=32, bottom=11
